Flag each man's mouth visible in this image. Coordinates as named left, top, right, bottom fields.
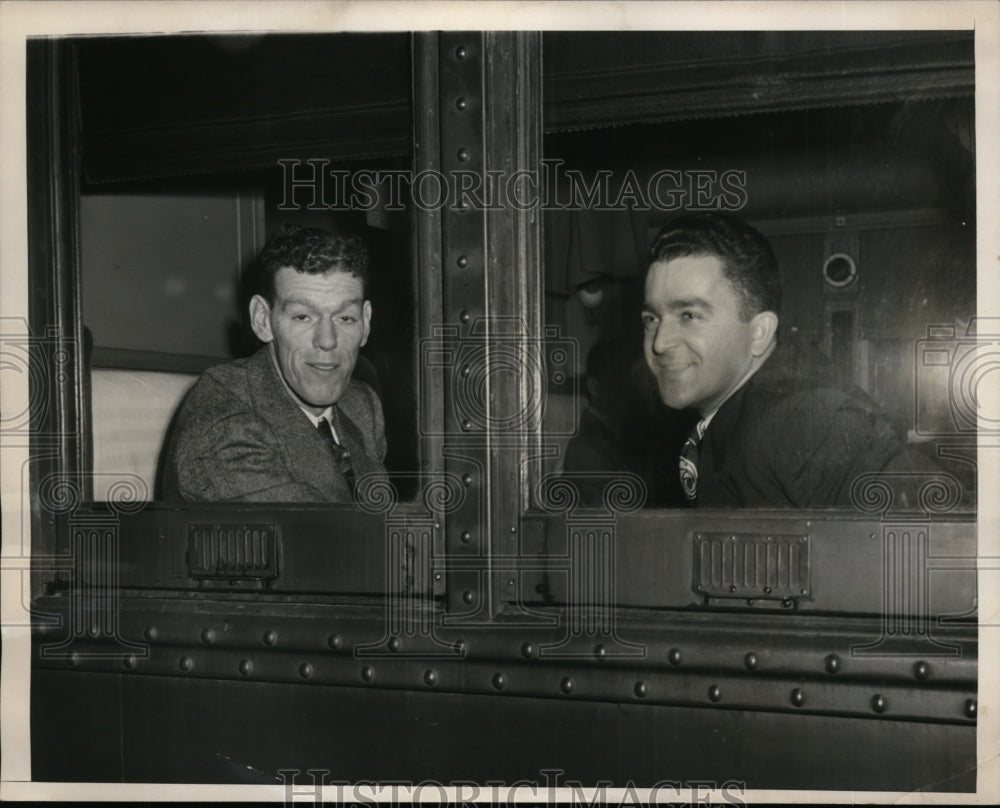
left=657, top=361, right=694, bottom=373
left=308, top=362, right=341, bottom=372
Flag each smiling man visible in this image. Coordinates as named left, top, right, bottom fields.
left=642, top=212, right=935, bottom=509
left=164, top=225, right=386, bottom=503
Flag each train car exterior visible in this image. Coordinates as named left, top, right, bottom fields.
left=1, top=10, right=993, bottom=802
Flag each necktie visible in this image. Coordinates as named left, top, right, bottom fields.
left=679, top=420, right=707, bottom=503
left=317, top=416, right=356, bottom=496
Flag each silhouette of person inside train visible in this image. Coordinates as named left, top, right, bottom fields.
left=563, top=339, right=697, bottom=507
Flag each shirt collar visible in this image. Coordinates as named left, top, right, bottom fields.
left=264, top=342, right=338, bottom=434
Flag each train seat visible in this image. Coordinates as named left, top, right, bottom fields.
left=90, top=368, right=198, bottom=501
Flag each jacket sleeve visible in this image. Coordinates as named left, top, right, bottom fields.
left=166, top=378, right=326, bottom=503
left=769, top=388, right=940, bottom=509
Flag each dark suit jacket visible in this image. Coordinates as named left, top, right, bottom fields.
left=163, top=347, right=387, bottom=503
left=696, top=346, right=937, bottom=509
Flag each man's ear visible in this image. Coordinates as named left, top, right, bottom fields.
left=360, top=299, right=372, bottom=347
left=749, top=311, right=779, bottom=357
left=249, top=295, right=274, bottom=343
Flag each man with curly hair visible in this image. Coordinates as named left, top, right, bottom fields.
left=164, top=225, right=386, bottom=503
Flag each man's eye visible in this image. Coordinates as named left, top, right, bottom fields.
left=291, top=313, right=311, bottom=322
left=339, top=315, right=358, bottom=324
left=641, top=313, right=657, bottom=328
left=680, top=310, right=700, bottom=321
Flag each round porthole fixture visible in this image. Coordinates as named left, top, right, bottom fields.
left=823, top=253, right=857, bottom=288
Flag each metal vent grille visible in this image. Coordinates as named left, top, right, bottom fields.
left=693, top=532, right=810, bottom=599
left=187, top=523, right=279, bottom=581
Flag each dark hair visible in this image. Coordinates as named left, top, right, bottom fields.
left=647, top=212, right=781, bottom=321
left=258, top=224, right=368, bottom=303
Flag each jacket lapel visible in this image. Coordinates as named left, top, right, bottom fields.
left=244, top=347, right=352, bottom=501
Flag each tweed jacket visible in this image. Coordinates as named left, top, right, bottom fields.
left=163, top=346, right=387, bottom=503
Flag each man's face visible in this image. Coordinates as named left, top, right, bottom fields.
left=250, top=266, right=371, bottom=415
left=642, top=254, right=772, bottom=415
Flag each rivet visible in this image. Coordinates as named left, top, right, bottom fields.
left=461, top=419, right=473, bottom=431
left=299, top=662, right=314, bottom=680
left=262, top=629, right=277, bottom=646
left=594, top=644, right=607, bottom=661
left=179, top=657, right=193, bottom=673
left=89, top=624, right=99, bottom=637
left=781, top=598, right=793, bottom=608
left=454, top=639, right=467, bottom=656
left=964, top=698, right=977, bottom=719
left=507, top=577, right=515, bottom=587
left=361, top=665, right=375, bottom=683
left=521, top=642, right=535, bottom=659
left=460, top=530, right=472, bottom=543
left=388, top=636, right=401, bottom=653
left=561, top=677, right=574, bottom=695
left=634, top=681, right=648, bottom=698
left=68, top=652, right=80, bottom=667
left=239, top=659, right=253, bottom=677
left=510, top=525, right=517, bottom=533
left=459, top=309, right=472, bottom=324
left=455, top=45, right=468, bottom=60
left=328, top=633, right=343, bottom=651
left=434, top=572, right=442, bottom=581
left=763, top=587, right=772, bottom=595
left=144, top=626, right=158, bottom=642
left=791, top=688, right=805, bottom=707
left=668, top=648, right=682, bottom=666
left=462, top=590, right=474, bottom=604
left=462, top=473, right=473, bottom=486
left=800, top=589, right=809, bottom=595
left=201, top=628, right=215, bottom=645
left=871, top=694, right=887, bottom=713
left=123, top=655, right=137, bottom=670
left=913, top=661, right=930, bottom=680
left=424, top=669, right=438, bottom=687
left=744, top=652, right=758, bottom=671
left=456, top=97, right=468, bottom=111
left=457, top=147, right=470, bottom=162
left=729, top=585, right=737, bottom=593
left=708, top=684, right=722, bottom=702
left=492, top=672, right=506, bottom=690
left=824, top=653, right=841, bottom=674
left=457, top=255, right=469, bottom=268
left=461, top=365, right=471, bottom=378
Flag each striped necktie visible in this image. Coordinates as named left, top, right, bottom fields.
left=679, top=419, right=707, bottom=503
left=317, top=416, right=356, bottom=496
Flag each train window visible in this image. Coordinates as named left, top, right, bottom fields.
left=24, top=33, right=435, bottom=605
left=69, top=33, right=422, bottom=505
left=539, top=31, right=977, bottom=514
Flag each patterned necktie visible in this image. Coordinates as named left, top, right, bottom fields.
left=317, top=416, right=356, bottom=496
left=679, top=419, right=707, bottom=503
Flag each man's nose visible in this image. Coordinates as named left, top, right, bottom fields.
left=314, top=318, right=338, bottom=350
left=651, top=319, right=680, bottom=354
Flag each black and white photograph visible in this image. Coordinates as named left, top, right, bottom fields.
left=1, top=1, right=998, bottom=804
